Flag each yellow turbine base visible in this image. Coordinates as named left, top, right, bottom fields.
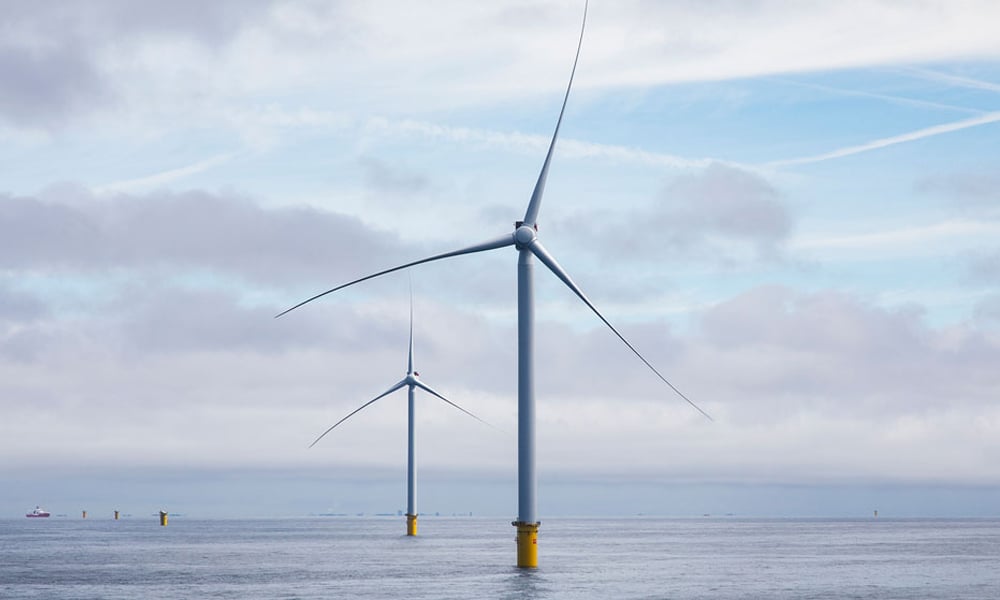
left=406, top=514, right=418, bottom=536
left=512, top=521, right=540, bottom=568
left=159, top=511, right=168, bottom=526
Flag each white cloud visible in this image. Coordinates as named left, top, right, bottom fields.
left=582, top=1, right=1000, bottom=87
left=560, top=163, right=791, bottom=266
left=0, top=188, right=414, bottom=284
left=5, top=1, right=1000, bottom=132
left=4, top=281, right=999, bottom=487
left=791, top=219, right=1000, bottom=258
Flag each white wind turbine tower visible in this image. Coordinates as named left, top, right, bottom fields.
left=278, top=0, right=711, bottom=567
left=308, top=291, right=489, bottom=537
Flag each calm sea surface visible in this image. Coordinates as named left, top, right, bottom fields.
left=1, top=517, right=998, bottom=599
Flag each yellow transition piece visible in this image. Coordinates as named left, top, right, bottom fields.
left=512, top=521, right=540, bottom=568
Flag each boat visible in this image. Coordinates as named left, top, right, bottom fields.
left=26, top=506, right=51, bottom=518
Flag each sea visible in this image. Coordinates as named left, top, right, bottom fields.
left=1, top=516, right=998, bottom=599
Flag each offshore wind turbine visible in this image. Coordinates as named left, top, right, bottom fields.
left=278, top=0, right=710, bottom=567
left=309, top=292, right=488, bottom=537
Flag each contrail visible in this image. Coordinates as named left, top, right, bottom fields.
left=366, top=116, right=718, bottom=171
left=95, top=152, right=237, bottom=193
left=767, top=77, right=985, bottom=115
left=900, top=68, right=1000, bottom=95
left=765, top=111, right=1000, bottom=168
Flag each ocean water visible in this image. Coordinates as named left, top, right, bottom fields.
left=1, top=516, right=998, bottom=599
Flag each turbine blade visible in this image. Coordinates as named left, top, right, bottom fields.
left=522, top=0, right=588, bottom=227
left=413, top=380, right=494, bottom=429
left=308, top=380, right=408, bottom=448
left=276, top=233, right=516, bottom=318
left=408, top=278, right=414, bottom=375
left=528, top=240, right=713, bottom=421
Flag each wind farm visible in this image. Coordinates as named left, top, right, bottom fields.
left=277, top=0, right=711, bottom=568
left=6, top=0, right=1000, bottom=596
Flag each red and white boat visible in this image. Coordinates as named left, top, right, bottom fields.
left=26, top=506, right=51, bottom=518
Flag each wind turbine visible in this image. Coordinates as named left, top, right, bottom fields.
left=278, top=0, right=711, bottom=567
left=309, top=290, right=489, bottom=537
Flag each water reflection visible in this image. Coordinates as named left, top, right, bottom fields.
left=500, top=567, right=553, bottom=600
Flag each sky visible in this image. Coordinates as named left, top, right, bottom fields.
left=2, top=0, right=1000, bottom=518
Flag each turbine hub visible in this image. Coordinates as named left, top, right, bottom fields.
left=514, top=225, right=536, bottom=248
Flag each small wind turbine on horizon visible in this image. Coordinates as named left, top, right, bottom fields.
left=308, top=289, right=489, bottom=537
left=278, top=0, right=710, bottom=567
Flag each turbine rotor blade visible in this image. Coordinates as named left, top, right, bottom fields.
left=413, top=380, right=494, bottom=429
left=407, top=279, right=414, bottom=374
left=528, top=240, right=712, bottom=421
left=522, top=0, right=588, bottom=228
left=276, top=233, right=516, bottom=318
left=308, top=380, right=408, bottom=448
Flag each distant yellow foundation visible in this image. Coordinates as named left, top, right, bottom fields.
left=512, top=521, right=540, bottom=568
left=82, top=510, right=87, bottom=519
left=406, top=513, right=418, bottom=536
left=114, top=510, right=119, bottom=520
left=159, top=511, right=168, bottom=526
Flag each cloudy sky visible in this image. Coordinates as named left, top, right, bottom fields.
left=3, top=0, right=999, bottom=518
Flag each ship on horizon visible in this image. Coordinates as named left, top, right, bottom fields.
left=26, top=506, right=50, bottom=518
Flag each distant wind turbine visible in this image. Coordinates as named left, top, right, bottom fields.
left=309, top=291, right=489, bottom=537
left=278, top=0, right=710, bottom=567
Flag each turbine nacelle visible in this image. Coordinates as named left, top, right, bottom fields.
left=514, top=223, right=538, bottom=249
